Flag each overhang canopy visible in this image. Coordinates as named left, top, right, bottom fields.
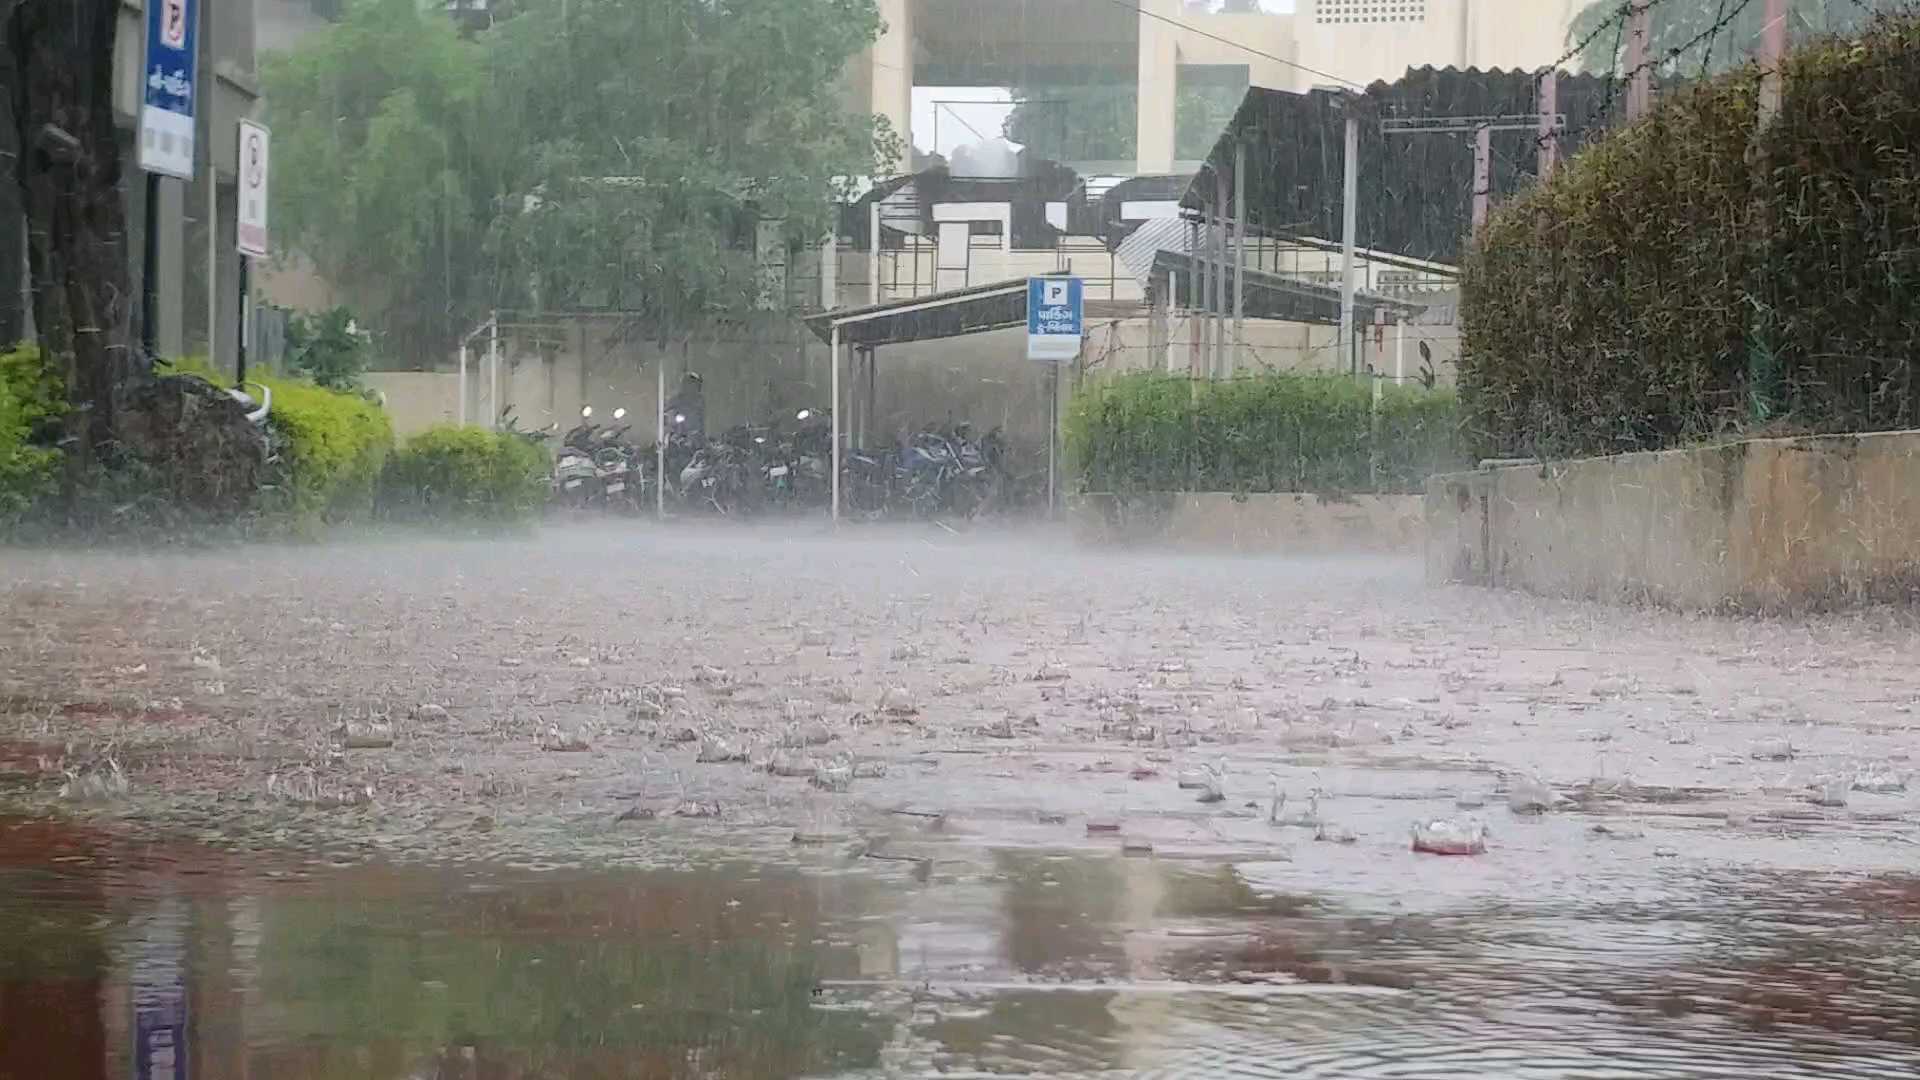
left=802, top=278, right=1029, bottom=348
left=1150, top=250, right=1423, bottom=326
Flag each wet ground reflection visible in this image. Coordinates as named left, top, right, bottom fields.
left=4, top=817, right=1919, bottom=1079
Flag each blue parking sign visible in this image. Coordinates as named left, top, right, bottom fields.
left=140, top=0, right=198, bottom=179
left=1026, top=276, right=1083, bottom=363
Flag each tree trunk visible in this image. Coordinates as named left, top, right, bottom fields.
left=4, top=0, right=137, bottom=474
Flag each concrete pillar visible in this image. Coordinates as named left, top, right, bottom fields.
left=1135, top=0, right=1178, bottom=174
left=873, top=0, right=915, bottom=164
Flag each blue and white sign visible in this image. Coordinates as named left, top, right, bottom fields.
left=140, top=0, right=198, bottom=179
left=1026, top=276, right=1083, bottom=363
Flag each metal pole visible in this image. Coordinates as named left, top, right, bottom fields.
left=820, top=226, right=837, bottom=309
left=1166, top=271, right=1180, bottom=372
left=868, top=200, right=881, bottom=306
left=830, top=325, right=842, bottom=524
left=208, top=156, right=219, bottom=370
left=458, top=343, right=468, bottom=426
left=1757, top=0, right=1787, bottom=126
left=1339, top=105, right=1358, bottom=377
left=1195, top=211, right=1210, bottom=374
left=236, top=256, right=248, bottom=387
left=1537, top=68, right=1559, bottom=179
left=1213, top=167, right=1228, bottom=379
left=1394, top=319, right=1406, bottom=383
left=1232, top=141, right=1246, bottom=377
left=1472, top=124, right=1492, bottom=235
left=487, top=313, right=500, bottom=429
left=142, top=174, right=161, bottom=362
left=867, top=347, right=877, bottom=451
left=1047, top=360, right=1058, bottom=517
left=656, top=360, right=666, bottom=518
left=1626, top=0, right=1652, bottom=120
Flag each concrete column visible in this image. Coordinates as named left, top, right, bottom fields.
left=1135, top=0, right=1178, bottom=174
left=873, top=0, right=915, bottom=164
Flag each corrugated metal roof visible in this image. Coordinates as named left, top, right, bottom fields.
left=1183, top=66, right=1628, bottom=266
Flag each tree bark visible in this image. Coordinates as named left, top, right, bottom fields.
left=3, top=0, right=137, bottom=472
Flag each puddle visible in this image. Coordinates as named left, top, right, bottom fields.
left=5, top=817, right=1920, bottom=1079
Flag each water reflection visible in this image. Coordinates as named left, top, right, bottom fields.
left=4, top=816, right=1920, bottom=1079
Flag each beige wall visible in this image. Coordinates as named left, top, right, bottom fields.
left=1426, top=431, right=1920, bottom=611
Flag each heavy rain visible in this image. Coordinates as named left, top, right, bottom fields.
left=5, top=2, right=1920, bottom=1078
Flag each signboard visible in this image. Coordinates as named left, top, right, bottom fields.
left=237, top=120, right=271, bottom=258
left=1026, top=276, right=1083, bottom=363
left=140, top=0, right=198, bottom=179
left=130, top=898, right=190, bottom=1080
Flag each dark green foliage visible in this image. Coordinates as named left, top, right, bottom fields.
left=1065, top=373, right=1465, bottom=497
left=285, top=307, right=373, bottom=390
left=380, top=425, right=550, bottom=524
left=1462, top=14, right=1920, bottom=459
left=0, top=343, right=63, bottom=517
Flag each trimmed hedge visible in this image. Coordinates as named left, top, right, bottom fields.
left=1462, top=15, right=1920, bottom=459
left=0, top=344, right=63, bottom=517
left=162, top=359, right=393, bottom=526
left=1065, top=373, right=1465, bottom=496
left=380, top=425, right=550, bottom=523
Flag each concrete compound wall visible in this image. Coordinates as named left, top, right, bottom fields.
left=1425, top=431, right=1920, bottom=611
left=1070, top=492, right=1424, bottom=555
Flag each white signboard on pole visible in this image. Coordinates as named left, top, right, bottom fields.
left=236, top=120, right=271, bottom=258
left=1026, top=276, right=1083, bottom=363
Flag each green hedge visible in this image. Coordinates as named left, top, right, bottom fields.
left=1462, top=15, right=1920, bottom=459
left=380, top=425, right=550, bottom=523
left=161, top=359, right=393, bottom=526
left=1065, top=373, right=1465, bottom=496
left=0, top=344, right=63, bottom=517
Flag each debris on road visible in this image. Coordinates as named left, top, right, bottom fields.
left=1411, top=818, right=1488, bottom=855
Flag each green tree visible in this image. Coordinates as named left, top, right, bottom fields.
left=285, top=307, right=373, bottom=390
left=263, top=0, right=897, bottom=360
left=261, top=0, right=495, bottom=365
left=1568, top=0, right=1898, bottom=77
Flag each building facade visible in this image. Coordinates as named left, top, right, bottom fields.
left=852, top=0, right=1583, bottom=175
left=2, top=0, right=260, bottom=370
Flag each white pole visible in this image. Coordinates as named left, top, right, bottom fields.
left=1758, top=0, right=1787, bottom=126
left=820, top=226, right=838, bottom=309
left=207, top=152, right=219, bottom=372
left=1340, top=105, right=1359, bottom=376
left=1047, top=361, right=1058, bottom=517
left=655, top=360, right=666, bottom=518
left=487, top=313, right=500, bottom=430
left=868, top=201, right=881, bottom=307
left=1232, top=140, right=1246, bottom=377
left=458, top=343, right=468, bottom=426
left=1394, top=319, right=1406, bottom=383
left=1472, top=124, right=1492, bottom=234
left=830, top=324, right=842, bottom=525
left=1166, top=271, right=1180, bottom=373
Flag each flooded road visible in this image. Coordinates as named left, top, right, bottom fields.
left=5, top=814, right=1918, bottom=1079
left=3, top=525, right=1920, bottom=1076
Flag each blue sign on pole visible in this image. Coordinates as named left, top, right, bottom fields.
left=1026, top=276, right=1083, bottom=363
left=140, top=0, right=198, bottom=179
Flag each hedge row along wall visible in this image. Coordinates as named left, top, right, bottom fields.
left=1065, top=373, right=1465, bottom=497
left=1461, top=16, right=1920, bottom=459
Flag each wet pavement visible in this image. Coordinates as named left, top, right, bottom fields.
left=3, top=525, right=1920, bottom=1076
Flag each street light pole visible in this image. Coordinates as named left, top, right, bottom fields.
left=1339, top=99, right=1359, bottom=376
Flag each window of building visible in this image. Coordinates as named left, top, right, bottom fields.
left=1315, top=1, right=1427, bottom=24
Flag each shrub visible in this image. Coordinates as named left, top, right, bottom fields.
left=0, top=343, right=64, bottom=517
left=1461, top=14, right=1920, bottom=459
left=381, top=425, right=549, bottom=523
left=160, top=359, right=393, bottom=526
left=1065, top=372, right=1465, bottom=497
